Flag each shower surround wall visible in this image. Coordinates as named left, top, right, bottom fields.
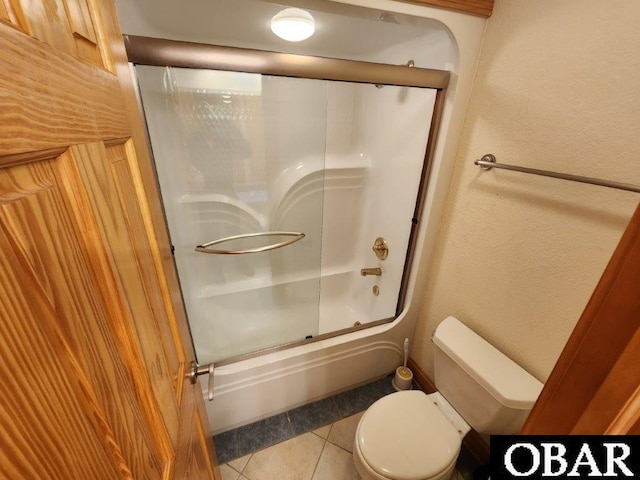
left=413, top=0, right=640, bottom=384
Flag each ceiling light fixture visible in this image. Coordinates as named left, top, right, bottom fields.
left=270, top=8, right=315, bottom=42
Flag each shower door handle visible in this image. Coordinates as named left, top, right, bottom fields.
left=186, top=362, right=214, bottom=401
left=195, top=231, right=305, bottom=255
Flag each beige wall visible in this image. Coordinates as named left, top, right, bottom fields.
left=412, top=0, right=640, bottom=382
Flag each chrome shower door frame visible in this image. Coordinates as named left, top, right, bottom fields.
left=125, top=35, right=450, bottom=366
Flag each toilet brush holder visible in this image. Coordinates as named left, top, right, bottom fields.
left=392, top=366, right=413, bottom=391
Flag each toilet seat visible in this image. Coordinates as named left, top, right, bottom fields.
left=356, top=391, right=461, bottom=480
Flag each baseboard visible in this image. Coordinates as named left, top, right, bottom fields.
left=407, top=357, right=437, bottom=393
left=407, top=357, right=490, bottom=466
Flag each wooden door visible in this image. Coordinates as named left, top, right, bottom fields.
left=0, top=1, right=218, bottom=479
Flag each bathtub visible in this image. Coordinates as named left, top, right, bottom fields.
left=203, top=314, right=411, bottom=434
left=201, top=238, right=428, bottom=434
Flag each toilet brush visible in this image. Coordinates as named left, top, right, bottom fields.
left=392, top=338, right=413, bottom=391
left=401, top=337, right=409, bottom=375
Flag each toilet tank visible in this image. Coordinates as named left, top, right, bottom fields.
left=432, top=316, right=543, bottom=435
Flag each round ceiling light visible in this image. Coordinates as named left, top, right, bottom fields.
left=270, top=8, right=315, bottom=42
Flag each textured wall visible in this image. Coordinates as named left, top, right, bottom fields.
left=412, top=0, right=640, bottom=382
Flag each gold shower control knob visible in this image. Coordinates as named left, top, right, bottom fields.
left=372, top=237, right=389, bottom=260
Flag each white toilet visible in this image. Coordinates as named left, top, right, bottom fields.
left=353, top=316, right=543, bottom=480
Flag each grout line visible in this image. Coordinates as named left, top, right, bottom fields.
left=226, top=452, right=252, bottom=478
left=326, top=421, right=334, bottom=441
left=325, top=437, right=341, bottom=449
left=239, top=456, right=252, bottom=480
left=310, top=437, right=328, bottom=480
left=227, top=463, right=242, bottom=476
left=240, top=454, right=252, bottom=475
left=327, top=440, right=352, bottom=457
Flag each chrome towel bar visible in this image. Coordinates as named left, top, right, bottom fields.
left=475, top=154, right=640, bottom=194
left=195, top=231, right=305, bottom=255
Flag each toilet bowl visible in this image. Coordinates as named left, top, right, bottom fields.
left=354, top=391, right=467, bottom=480
left=353, top=316, right=543, bottom=480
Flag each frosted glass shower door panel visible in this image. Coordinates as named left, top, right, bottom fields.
left=317, top=81, right=437, bottom=332
left=136, top=66, right=326, bottom=363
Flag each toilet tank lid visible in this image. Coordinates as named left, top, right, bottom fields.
left=433, top=316, right=543, bottom=409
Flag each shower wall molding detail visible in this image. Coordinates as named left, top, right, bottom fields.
left=205, top=340, right=403, bottom=434
left=212, top=340, right=403, bottom=395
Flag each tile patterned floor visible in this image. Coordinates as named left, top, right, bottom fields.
left=214, top=375, right=479, bottom=479
left=214, top=376, right=397, bottom=464
left=218, top=412, right=469, bottom=480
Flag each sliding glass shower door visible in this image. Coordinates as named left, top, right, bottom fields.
left=137, top=66, right=327, bottom=363
left=136, top=64, right=438, bottom=365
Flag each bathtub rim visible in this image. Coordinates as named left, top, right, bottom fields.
left=213, top=316, right=396, bottom=367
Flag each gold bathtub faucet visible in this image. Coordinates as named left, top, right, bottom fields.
left=361, top=267, right=382, bottom=276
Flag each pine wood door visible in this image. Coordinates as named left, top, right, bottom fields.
left=0, top=1, right=218, bottom=479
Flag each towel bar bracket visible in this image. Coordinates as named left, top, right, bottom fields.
left=478, top=153, right=497, bottom=170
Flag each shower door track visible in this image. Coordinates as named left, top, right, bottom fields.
left=126, top=35, right=449, bottom=367
left=124, top=35, right=450, bottom=89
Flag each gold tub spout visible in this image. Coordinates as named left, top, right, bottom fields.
left=361, top=267, right=382, bottom=276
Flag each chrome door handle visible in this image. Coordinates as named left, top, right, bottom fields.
left=186, top=362, right=214, bottom=401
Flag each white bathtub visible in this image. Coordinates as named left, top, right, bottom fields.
left=204, top=315, right=412, bottom=434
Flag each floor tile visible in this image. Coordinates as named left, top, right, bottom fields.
left=243, top=432, right=325, bottom=480
left=327, top=412, right=362, bottom=453
left=313, top=424, right=331, bottom=439
left=215, top=413, right=293, bottom=463
left=214, top=376, right=485, bottom=480
left=288, top=397, right=341, bottom=435
left=312, top=442, right=359, bottom=480
left=228, top=454, right=251, bottom=474
left=220, top=464, right=240, bottom=480
left=213, top=375, right=397, bottom=463
left=369, top=375, right=397, bottom=397
left=333, top=376, right=394, bottom=417
left=214, top=429, right=241, bottom=464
